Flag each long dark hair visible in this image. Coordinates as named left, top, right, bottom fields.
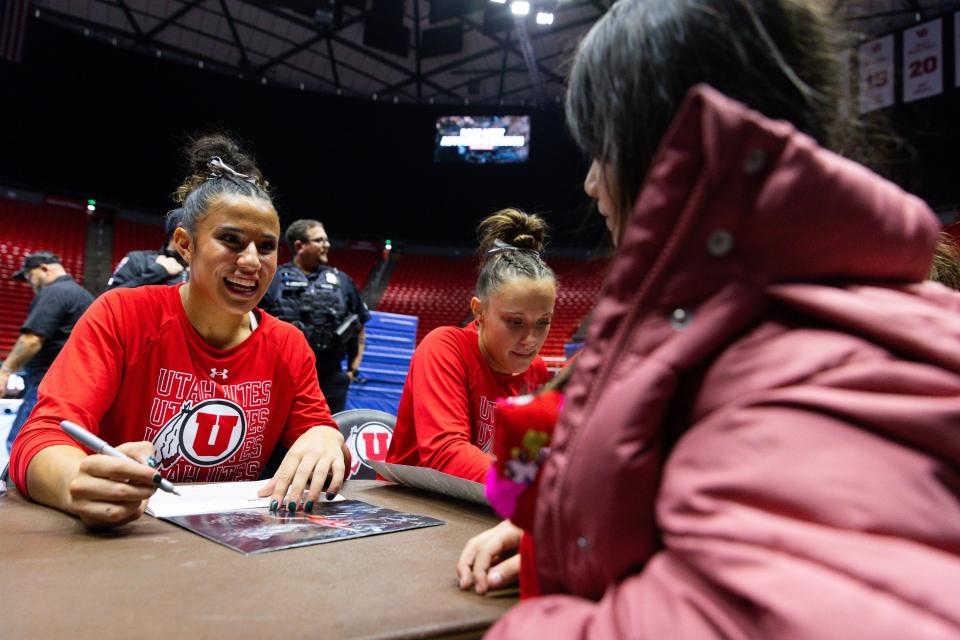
left=566, top=0, right=849, bottom=237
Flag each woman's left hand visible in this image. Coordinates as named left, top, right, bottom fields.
left=457, top=519, right=523, bottom=594
left=258, top=426, right=348, bottom=511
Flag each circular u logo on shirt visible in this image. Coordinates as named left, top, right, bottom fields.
left=178, top=399, right=247, bottom=466
left=154, top=398, right=247, bottom=469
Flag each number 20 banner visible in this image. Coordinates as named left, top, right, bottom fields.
left=858, top=34, right=895, bottom=113
left=903, top=18, right=943, bottom=103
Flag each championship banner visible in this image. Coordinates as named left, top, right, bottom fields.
left=858, top=35, right=894, bottom=113
left=955, top=12, right=960, bottom=88
left=903, top=19, right=943, bottom=103
left=0, top=0, right=29, bottom=63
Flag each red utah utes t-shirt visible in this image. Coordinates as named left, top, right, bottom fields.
left=385, top=321, right=550, bottom=483
left=10, top=284, right=336, bottom=495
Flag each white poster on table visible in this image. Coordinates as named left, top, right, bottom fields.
left=858, top=35, right=894, bottom=113
left=903, top=19, right=943, bottom=103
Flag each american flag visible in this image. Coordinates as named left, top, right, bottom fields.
left=0, top=0, right=29, bottom=63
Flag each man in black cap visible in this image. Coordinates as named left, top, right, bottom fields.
left=1, top=251, right=94, bottom=452
left=106, top=209, right=189, bottom=289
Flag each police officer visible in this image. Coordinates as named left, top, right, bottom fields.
left=262, top=219, right=370, bottom=414
left=106, top=209, right=190, bottom=289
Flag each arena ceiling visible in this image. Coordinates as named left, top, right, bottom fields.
left=32, top=0, right=606, bottom=106
left=28, top=0, right=960, bottom=107
left=836, top=0, right=960, bottom=37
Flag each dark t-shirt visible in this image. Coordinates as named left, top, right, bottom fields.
left=20, top=275, right=95, bottom=374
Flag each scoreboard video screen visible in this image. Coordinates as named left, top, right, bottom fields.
left=434, top=115, right=530, bottom=164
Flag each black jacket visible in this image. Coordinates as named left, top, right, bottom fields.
left=106, top=249, right=188, bottom=289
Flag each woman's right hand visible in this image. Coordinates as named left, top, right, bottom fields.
left=457, top=519, right=523, bottom=595
left=64, top=441, right=160, bottom=528
left=155, top=255, right=185, bottom=276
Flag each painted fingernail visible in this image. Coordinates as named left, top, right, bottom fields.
left=489, top=571, right=502, bottom=586
left=146, top=456, right=158, bottom=468
left=304, top=500, right=314, bottom=512
left=288, top=500, right=297, bottom=512
left=152, top=473, right=162, bottom=485
left=270, top=500, right=279, bottom=511
left=325, top=492, right=337, bottom=501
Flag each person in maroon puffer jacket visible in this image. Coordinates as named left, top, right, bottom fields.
left=458, top=1, right=960, bottom=637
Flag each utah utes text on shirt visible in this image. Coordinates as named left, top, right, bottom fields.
left=477, top=396, right=496, bottom=453
left=147, top=367, right=272, bottom=482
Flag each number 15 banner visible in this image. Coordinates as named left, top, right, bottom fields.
left=903, top=19, right=943, bottom=103
left=955, top=12, right=960, bottom=88
left=858, top=35, right=894, bottom=113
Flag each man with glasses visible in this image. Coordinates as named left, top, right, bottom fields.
left=262, top=219, right=369, bottom=414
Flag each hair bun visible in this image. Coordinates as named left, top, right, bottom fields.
left=477, top=208, right=549, bottom=255
left=173, top=132, right=268, bottom=204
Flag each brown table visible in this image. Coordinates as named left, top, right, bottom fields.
left=0, top=480, right=515, bottom=639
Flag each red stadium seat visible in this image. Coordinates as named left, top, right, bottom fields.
left=326, top=248, right=377, bottom=291
left=376, top=252, right=606, bottom=360
left=377, top=253, right=475, bottom=345
left=0, top=198, right=89, bottom=358
left=111, top=217, right=166, bottom=270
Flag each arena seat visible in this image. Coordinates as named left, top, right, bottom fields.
left=376, top=252, right=606, bottom=362
left=0, top=198, right=89, bottom=359
left=541, top=256, right=606, bottom=362
left=376, top=253, right=476, bottom=345
left=111, top=217, right=165, bottom=271
left=328, top=248, right=377, bottom=291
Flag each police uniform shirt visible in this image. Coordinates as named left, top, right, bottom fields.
left=262, top=263, right=370, bottom=372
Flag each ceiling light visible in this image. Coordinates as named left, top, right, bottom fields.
left=535, top=11, right=554, bottom=24
left=510, top=1, right=530, bottom=15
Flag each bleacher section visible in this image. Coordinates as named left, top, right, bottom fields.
left=329, top=248, right=377, bottom=292
left=0, top=198, right=89, bottom=358
left=346, top=310, right=417, bottom=414
left=376, top=253, right=476, bottom=345
left=111, top=216, right=165, bottom=270
left=543, top=257, right=607, bottom=360
left=375, top=252, right=606, bottom=362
